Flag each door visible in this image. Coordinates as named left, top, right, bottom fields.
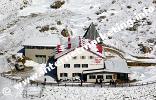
left=82, top=74, right=87, bottom=82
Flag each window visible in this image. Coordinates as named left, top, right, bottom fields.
left=32, top=46, right=36, bottom=49
left=25, top=46, right=29, bottom=49
left=106, top=75, right=112, bottom=79
left=117, top=73, right=126, bottom=79
left=89, top=75, right=96, bottom=79
left=26, top=46, right=35, bottom=49
left=89, top=56, right=94, bottom=59
left=60, top=73, right=68, bottom=77
left=73, top=56, right=77, bottom=59
left=46, top=47, right=54, bottom=49
left=82, top=64, right=88, bottom=68
left=97, top=75, right=103, bottom=79
left=36, top=46, right=44, bottom=49
left=35, top=55, right=46, bottom=64
left=72, top=73, right=81, bottom=77
left=74, top=64, right=80, bottom=68
left=64, top=64, right=70, bottom=68
left=80, top=56, right=86, bottom=59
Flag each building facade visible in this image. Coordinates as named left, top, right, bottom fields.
left=55, top=48, right=105, bottom=82
left=24, top=46, right=56, bottom=64
left=55, top=46, right=130, bottom=83
left=23, top=34, right=60, bottom=64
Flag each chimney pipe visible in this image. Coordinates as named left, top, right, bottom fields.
left=68, top=36, right=71, bottom=49
left=57, top=44, right=61, bottom=53
left=87, top=40, right=91, bottom=51
left=79, top=36, right=82, bottom=47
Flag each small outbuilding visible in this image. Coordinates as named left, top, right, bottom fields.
left=23, top=34, right=60, bottom=64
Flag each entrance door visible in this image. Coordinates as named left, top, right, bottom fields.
left=82, top=74, right=87, bottom=82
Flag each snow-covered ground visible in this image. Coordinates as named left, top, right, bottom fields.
left=1, top=56, right=156, bottom=99
left=0, top=56, right=10, bottom=73
left=1, top=57, right=156, bottom=100
left=130, top=66, right=156, bottom=83
left=1, top=75, right=156, bottom=100
left=0, top=63, right=156, bottom=100
left=0, top=76, right=23, bottom=100
left=0, top=0, right=156, bottom=57
left=41, top=84, right=156, bottom=100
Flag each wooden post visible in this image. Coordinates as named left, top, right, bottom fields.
left=80, top=73, right=83, bottom=86
left=39, top=91, right=42, bottom=98
left=81, top=80, right=82, bottom=86
left=44, top=78, right=46, bottom=86
left=26, top=90, right=27, bottom=98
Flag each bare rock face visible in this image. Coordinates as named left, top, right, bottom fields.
left=147, top=38, right=156, bottom=45
left=138, top=44, right=152, bottom=53
left=39, top=25, right=50, bottom=32
left=50, top=0, right=65, bottom=9
left=142, top=46, right=152, bottom=53
left=61, top=28, right=69, bottom=37
left=153, top=0, right=156, bottom=3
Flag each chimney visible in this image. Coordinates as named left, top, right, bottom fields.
left=79, top=36, right=82, bottom=47
left=87, top=40, right=91, bottom=51
left=68, top=36, right=71, bottom=49
left=57, top=44, right=62, bottom=53
left=96, top=44, right=103, bottom=54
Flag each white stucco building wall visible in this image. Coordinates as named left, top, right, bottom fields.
left=56, top=49, right=105, bottom=82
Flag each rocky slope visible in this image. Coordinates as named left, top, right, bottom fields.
left=0, top=0, right=156, bottom=58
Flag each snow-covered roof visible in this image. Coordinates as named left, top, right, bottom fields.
left=23, top=34, right=60, bottom=47
left=55, top=47, right=104, bottom=59
left=55, top=37, right=105, bottom=59
left=105, top=58, right=130, bottom=73
left=55, top=48, right=75, bottom=59
left=83, top=58, right=130, bottom=74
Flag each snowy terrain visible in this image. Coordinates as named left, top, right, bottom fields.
left=41, top=84, right=156, bottom=100
left=0, top=0, right=156, bottom=56
left=0, top=56, right=9, bottom=73
left=130, top=66, right=156, bottom=83
left=1, top=75, right=156, bottom=100
left=1, top=62, right=156, bottom=100
left=0, top=76, right=23, bottom=100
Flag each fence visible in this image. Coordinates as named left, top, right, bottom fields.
left=1, top=73, right=156, bottom=88
left=30, top=80, right=156, bottom=88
